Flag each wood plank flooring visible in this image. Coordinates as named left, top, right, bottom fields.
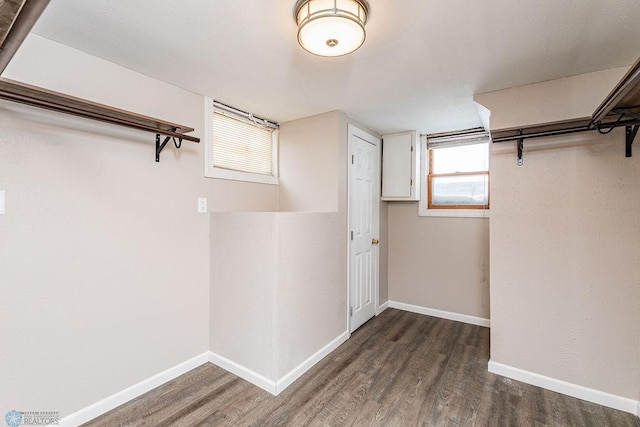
left=84, top=309, right=640, bottom=426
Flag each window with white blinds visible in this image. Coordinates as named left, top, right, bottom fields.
left=204, top=98, right=279, bottom=185
left=212, top=112, right=275, bottom=175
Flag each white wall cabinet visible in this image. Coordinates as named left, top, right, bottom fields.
left=381, top=131, right=420, bottom=201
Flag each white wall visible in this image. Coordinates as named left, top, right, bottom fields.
left=209, top=111, right=382, bottom=388
left=477, top=68, right=640, bottom=404
left=275, top=213, right=346, bottom=378
left=210, top=213, right=278, bottom=379
left=279, top=111, right=387, bottom=306
left=210, top=179, right=278, bottom=212
left=209, top=211, right=345, bottom=383
left=388, top=204, right=490, bottom=319
left=0, top=34, right=277, bottom=418
left=278, top=111, right=340, bottom=212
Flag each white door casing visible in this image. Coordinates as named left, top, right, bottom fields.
left=348, top=124, right=380, bottom=333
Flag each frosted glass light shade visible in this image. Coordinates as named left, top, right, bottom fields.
left=294, top=0, right=369, bottom=57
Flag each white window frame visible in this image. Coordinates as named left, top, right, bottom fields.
left=203, top=97, right=279, bottom=185
left=418, top=135, right=490, bottom=218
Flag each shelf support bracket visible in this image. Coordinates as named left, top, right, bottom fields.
left=610, top=108, right=640, bottom=158
left=155, top=128, right=183, bottom=162
left=517, top=130, right=524, bottom=166
left=626, top=125, right=638, bottom=158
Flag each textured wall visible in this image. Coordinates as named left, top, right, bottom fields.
left=0, top=34, right=277, bottom=418
left=490, top=131, right=640, bottom=399
left=278, top=111, right=340, bottom=212
left=479, top=68, right=640, bottom=401
left=210, top=110, right=355, bottom=384
left=388, top=203, right=490, bottom=319
left=209, top=212, right=345, bottom=381
left=279, top=112, right=387, bottom=311
left=275, top=213, right=345, bottom=378
left=277, top=112, right=384, bottom=375
left=210, top=213, right=278, bottom=379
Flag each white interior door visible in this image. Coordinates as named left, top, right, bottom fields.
left=348, top=125, right=380, bottom=333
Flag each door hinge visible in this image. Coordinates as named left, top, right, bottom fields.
left=411, top=145, right=414, bottom=152
left=350, top=306, right=353, bottom=317
left=351, top=154, right=354, bottom=164
left=350, top=230, right=354, bottom=240
left=410, top=178, right=413, bottom=186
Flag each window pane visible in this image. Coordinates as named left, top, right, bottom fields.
left=431, top=174, right=488, bottom=206
left=213, top=112, right=274, bottom=175
left=431, top=143, right=488, bottom=174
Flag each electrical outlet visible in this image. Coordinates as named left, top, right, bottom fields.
left=197, top=197, right=207, bottom=213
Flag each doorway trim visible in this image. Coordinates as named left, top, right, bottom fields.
left=347, top=123, right=381, bottom=334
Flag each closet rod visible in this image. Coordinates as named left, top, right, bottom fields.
left=0, top=77, right=200, bottom=142
left=0, top=1, right=200, bottom=161
left=491, top=117, right=640, bottom=143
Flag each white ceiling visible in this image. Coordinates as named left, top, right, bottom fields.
left=31, top=0, right=640, bottom=135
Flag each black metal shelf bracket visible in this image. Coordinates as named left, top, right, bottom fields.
left=603, top=108, right=640, bottom=158
left=155, top=128, right=184, bottom=162
left=492, top=55, right=640, bottom=161
left=626, top=125, right=638, bottom=158
left=517, top=130, right=524, bottom=166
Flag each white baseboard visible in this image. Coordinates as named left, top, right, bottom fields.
left=637, top=401, right=640, bottom=417
left=209, top=331, right=349, bottom=396
left=388, top=301, right=490, bottom=328
left=207, top=352, right=276, bottom=395
left=488, top=360, right=640, bottom=416
left=59, top=332, right=351, bottom=427
left=377, top=300, right=389, bottom=314
left=275, top=331, right=349, bottom=395
left=60, top=352, right=210, bottom=427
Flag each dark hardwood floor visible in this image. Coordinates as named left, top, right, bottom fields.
left=84, top=309, right=640, bottom=426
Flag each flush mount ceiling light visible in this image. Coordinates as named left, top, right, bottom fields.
left=294, top=0, right=369, bottom=57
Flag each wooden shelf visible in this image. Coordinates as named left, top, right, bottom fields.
left=0, top=77, right=200, bottom=142
left=491, top=56, right=640, bottom=160
left=0, top=0, right=199, bottom=161
left=593, top=57, right=640, bottom=123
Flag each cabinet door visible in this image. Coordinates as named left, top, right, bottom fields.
left=382, top=132, right=418, bottom=200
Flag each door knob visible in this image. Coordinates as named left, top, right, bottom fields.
left=372, top=238, right=379, bottom=245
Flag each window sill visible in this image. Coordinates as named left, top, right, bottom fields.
left=418, top=207, right=490, bottom=218
left=205, top=167, right=279, bottom=185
